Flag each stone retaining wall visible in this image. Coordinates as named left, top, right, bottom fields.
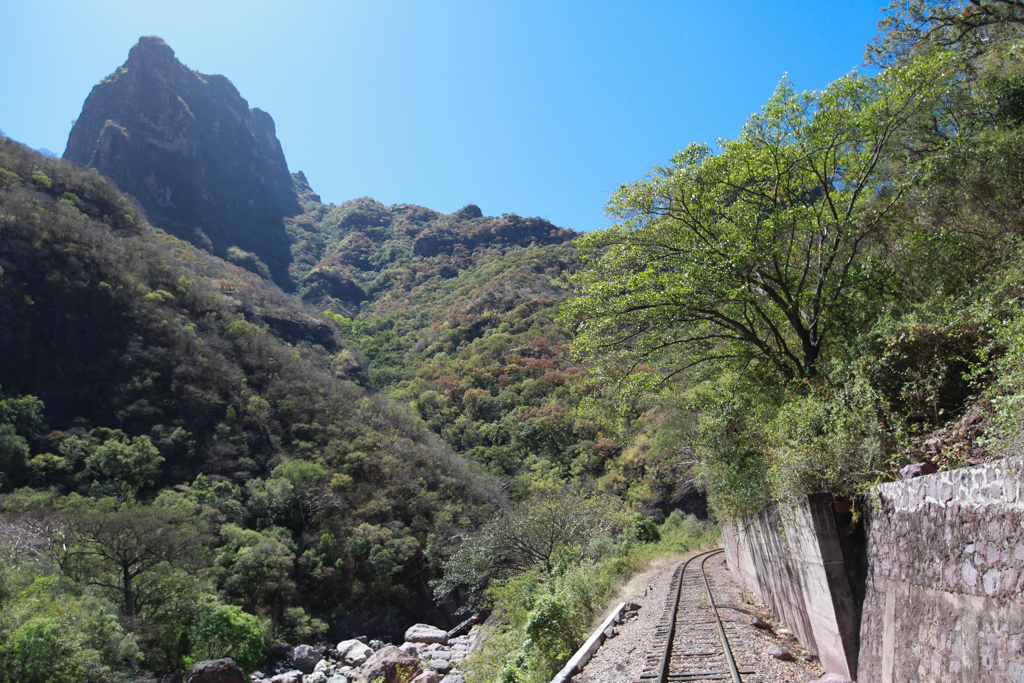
left=857, top=455, right=1024, bottom=682
left=722, top=454, right=1024, bottom=682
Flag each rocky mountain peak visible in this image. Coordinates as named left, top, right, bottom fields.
left=64, top=36, right=302, bottom=286
left=126, top=35, right=177, bottom=67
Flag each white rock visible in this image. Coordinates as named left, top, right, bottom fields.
left=404, top=623, right=449, bottom=645
left=336, top=639, right=374, bottom=666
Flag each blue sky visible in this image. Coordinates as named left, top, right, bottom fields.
left=1, top=1, right=884, bottom=232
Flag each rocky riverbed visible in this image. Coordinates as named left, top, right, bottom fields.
left=183, top=619, right=480, bottom=683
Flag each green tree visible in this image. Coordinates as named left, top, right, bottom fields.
left=188, top=604, right=264, bottom=674
left=214, top=524, right=295, bottom=632
left=57, top=507, right=205, bottom=622
left=868, top=0, right=1024, bottom=66
left=562, top=57, right=955, bottom=396
left=433, top=490, right=626, bottom=611
left=0, top=574, right=140, bottom=683
left=85, top=434, right=163, bottom=500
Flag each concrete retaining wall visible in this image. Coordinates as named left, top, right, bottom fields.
left=722, top=495, right=860, bottom=679
left=722, top=454, right=1024, bottom=682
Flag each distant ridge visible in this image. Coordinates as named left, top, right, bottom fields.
left=64, top=36, right=302, bottom=286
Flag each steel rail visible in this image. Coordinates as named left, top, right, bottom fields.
left=653, top=548, right=742, bottom=683
left=700, top=550, right=742, bottom=683
left=655, top=548, right=724, bottom=683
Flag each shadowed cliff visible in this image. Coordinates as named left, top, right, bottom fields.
left=64, top=36, right=301, bottom=287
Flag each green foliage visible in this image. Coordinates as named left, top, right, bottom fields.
left=433, top=490, right=629, bottom=612
left=564, top=55, right=957, bottom=398
left=462, top=511, right=719, bottom=683
left=85, top=433, right=163, bottom=500
left=0, top=574, right=140, bottom=683
left=188, top=605, right=264, bottom=674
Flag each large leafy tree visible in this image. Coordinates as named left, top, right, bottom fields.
left=869, top=0, right=1024, bottom=66
left=562, top=57, right=955, bottom=395
left=56, top=507, right=206, bottom=622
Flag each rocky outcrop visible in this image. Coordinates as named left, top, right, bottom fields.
left=64, top=36, right=301, bottom=285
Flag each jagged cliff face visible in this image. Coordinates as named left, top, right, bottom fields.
left=64, top=36, right=299, bottom=285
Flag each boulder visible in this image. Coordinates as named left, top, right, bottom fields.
left=327, top=675, right=350, bottom=683
left=307, top=673, right=329, bottom=683
left=425, top=658, right=452, bottom=673
left=271, top=642, right=291, bottom=657
left=398, top=642, right=419, bottom=656
left=269, top=672, right=303, bottom=683
left=411, top=672, right=444, bottom=683
left=293, top=644, right=323, bottom=673
left=439, top=674, right=464, bottom=683
left=314, top=659, right=331, bottom=674
left=357, top=645, right=420, bottom=683
left=368, top=639, right=386, bottom=651
left=184, top=658, right=247, bottom=683
left=337, top=639, right=374, bottom=666
left=404, top=623, right=449, bottom=645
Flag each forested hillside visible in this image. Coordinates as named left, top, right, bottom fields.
left=0, top=136, right=504, bottom=675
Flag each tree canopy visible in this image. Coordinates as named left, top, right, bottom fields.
left=562, top=55, right=956, bottom=395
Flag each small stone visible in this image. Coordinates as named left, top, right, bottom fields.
left=766, top=645, right=796, bottom=661
left=901, top=462, right=937, bottom=480
left=624, top=610, right=639, bottom=620
left=813, top=675, right=855, bottom=683
left=603, top=626, right=618, bottom=639
left=962, top=560, right=979, bottom=588
left=269, top=673, right=303, bottom=683
left=751, top=618, right=771, bottom=630
left=369, top=639, right=386, bottom=652
left=624, top=601, right=641, bottom=611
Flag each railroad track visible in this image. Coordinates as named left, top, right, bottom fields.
left=636, top=549, right=761, bottom=683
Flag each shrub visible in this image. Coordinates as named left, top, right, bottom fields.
left=188, top=605, right=265, bottom=673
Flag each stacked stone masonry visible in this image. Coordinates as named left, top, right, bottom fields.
left=723, top=454, right=1024, bottom=682
left=858, top=454, right=1024, bottom=683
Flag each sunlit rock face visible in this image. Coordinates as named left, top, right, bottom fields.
left=64, top=35, right=299, bottom=284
